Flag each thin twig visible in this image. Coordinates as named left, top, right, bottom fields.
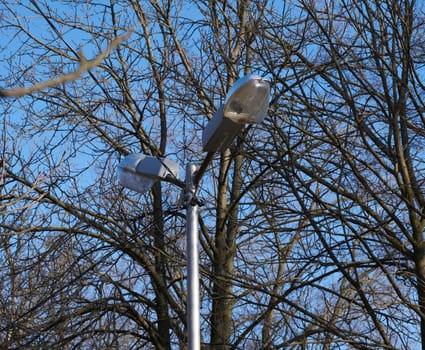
left=0, top=29, right=133, bottom=98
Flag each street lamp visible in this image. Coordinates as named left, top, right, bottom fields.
left=202, top=75, right=270, bottom=152
left=117, top=75, right=270, bottom=350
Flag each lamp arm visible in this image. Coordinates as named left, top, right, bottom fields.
left=164, top=174, right=185, bottom=189
left=194, top=151, right=215, bottom=187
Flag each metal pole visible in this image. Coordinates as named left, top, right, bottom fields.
left=185, top=163, right=200, bottom=350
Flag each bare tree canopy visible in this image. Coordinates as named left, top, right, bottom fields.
left=1, top=0, right=425, bottom=349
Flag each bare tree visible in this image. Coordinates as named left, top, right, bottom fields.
left=1, top=0, right=425, bottom=349
left=250, top=0, right=425, bottom=348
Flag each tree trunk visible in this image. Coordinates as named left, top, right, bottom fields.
left=152, top=182, right=171, bottom=350
left=415, top=243, right=425, bottom=350
left=210, top=150, right=241, bottom=349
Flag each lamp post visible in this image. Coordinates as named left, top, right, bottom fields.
left=117, top=75, right=271, bottom=350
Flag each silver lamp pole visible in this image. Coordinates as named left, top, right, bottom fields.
left=185, top=163, right=201, bottom=350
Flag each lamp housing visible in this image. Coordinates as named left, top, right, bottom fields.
left=202, top=75, right=270, bottom=152
left=118, top=154, right=180, bottom=193
left=223, top=75, right=270, bottom=124
left=201, top=105, right=244, bottom=152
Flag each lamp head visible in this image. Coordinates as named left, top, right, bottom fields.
left=223, top=75, right=270, bottom=124
left=202, top=75, right=271, bottom=152
left=118, top=154, right=180, bottom=193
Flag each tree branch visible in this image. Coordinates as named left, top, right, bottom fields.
left=0, top=30, right=133, bottom=98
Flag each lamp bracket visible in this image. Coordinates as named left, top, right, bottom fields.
left=177, top=191, right=205, bottom=208
left=190, top=197, right=205, bottom=207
